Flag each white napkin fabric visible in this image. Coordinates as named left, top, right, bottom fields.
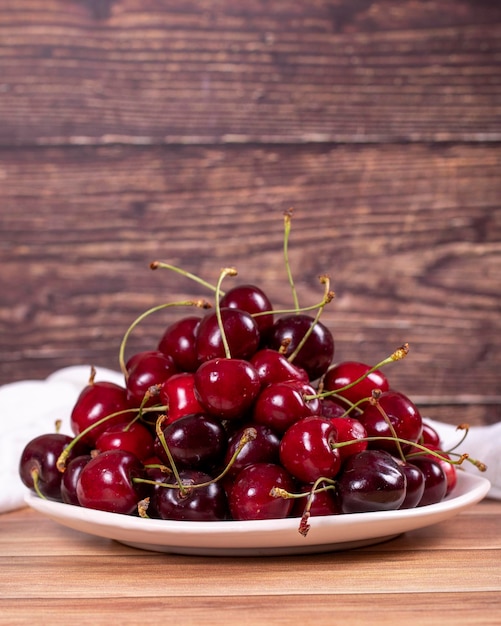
left=0, top=366, right=498, bottom=514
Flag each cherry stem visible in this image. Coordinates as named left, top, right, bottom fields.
left=30, top=468, right=47, bottom=500
left=150, top=261, right=222, bottom=294
left=155, top=414, right=187, bottom=496
left=283, top=209, right=300, bottom=312
left=119, top=299, right=211, bottom=378
left=215, top=267, right=238, bottom=360
left=286, top=274, right=334, bottom=365
left=311, top=343, right=410, bottom=401
left=137, top=497, right=151, bottom=518
left=371, top=392, right=406, bottom=462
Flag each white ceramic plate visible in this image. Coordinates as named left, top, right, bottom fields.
left=24, top=471, right=490, bottom=556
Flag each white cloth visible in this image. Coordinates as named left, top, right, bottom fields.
left=0, top=366, right=498, bottom=513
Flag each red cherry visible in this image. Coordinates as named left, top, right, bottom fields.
left=252, top=380, right=320, bottom=434
left=70, top=380, right=131, bottom=446
left=60, top=455, right=92, bottom=505
left=76, top=449, right=147, bottom=514
left=159, top=372, right=205, bottom=423
left=279, top=416, right=342, bottom=483
left=420, top=421, right=442, bottom=448
left=195, top=308, right=260, bottom=363
left=157, top=316, right=201, bottom=372
left=223, top=422, right=281, bottom=479
left=328, top=416, right=368, bottom=461
left=95, top=420, right=155, bottom=462
left=322, top=361, right=389, bottom=405
left=249, top=348, right=309, bottom=386
left=411, top=456, right=448, bottom=506
left=194, top=358, right=261, bottom=420
left=126, top=350, right=177, bottom=406
left=219, top=284, right=274, bottom=337
left=228, top=463, right=295, bottom=521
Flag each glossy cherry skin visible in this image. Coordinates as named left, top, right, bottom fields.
left=396, top=461, right=426, bottom=509
left=159, top=372, right=205, bottom=424
left=157, top=316, right=201, bottom=372
left=252, top=380, right=320, bottom=434
left=410, top=446, right=456, bottom=497
left=291, top=483, right=342, bottom=518
left=337, top=449, right=407, bottom=513
left=410, top=456, right=448, bottom=507
left=126, top=351, right=177, bottom=406
left=319, top=397, right=347, bottom=419
left=249, top=348, right=309, bottom=386
left=70, top=380, right=132, bottom=446
left=328, top=416, right=368, bottom=461
left=228, top=463, right=296, bottom=521
left=60, top=454, right=92, bottom=505
left=223, top=422, right=281, bottom=479
left=420, top=421, right=442, bottom=448
left=153, top=470, right=229, bottom=521
left=95, top=420, right=155, bottom=462
left=279, top=416, right=342, bottom=483
left=76, top=449, right=148, bottom=514
left=195, top=308, right=260, bottom=363
left=322, top=361, right=389, bottom=405
left=194, top=358, right=261, bottom=420
left=219, top=284, right=274, bottom=337
left=154, top=412, right=227, bottom=471
left=19, top=433, right=89, bottom=501
left=266, top=314, right=335, bottom=381
left=357, top=390, right=423, bottom=455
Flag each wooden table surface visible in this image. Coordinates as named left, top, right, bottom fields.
left=1, top=499, right=500, bottom=626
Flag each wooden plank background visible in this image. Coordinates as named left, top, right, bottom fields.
left=0, top=0, right=500, bottom=426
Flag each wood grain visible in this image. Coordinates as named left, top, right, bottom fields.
left=0, top=502, right=500, bottom=625
left=0, top=1, right=500, bottom=425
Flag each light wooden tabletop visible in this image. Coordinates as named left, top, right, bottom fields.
left=1, top=499, right=499, bottom=626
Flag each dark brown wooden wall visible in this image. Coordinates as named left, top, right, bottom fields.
left=1, top=1, right=500, bottom=425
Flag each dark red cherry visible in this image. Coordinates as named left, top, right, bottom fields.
left=70, top=379, right=131, bottom=446
left=194, top=358, right=261, bottom=420
left=420, top=421, right=441, bottom=448
left=223, top=422, right=281, bottom=479
left=154, top=413, right=227, bottom=471
left=220, top=284, right=274, bottom=337
left=228, top=463, right=295, bottom=521
left=411, top=456, right=448, bottom=507
left=319, top=397, right=347, bottom=419
left=195, top=307, right=260, bottom=363
left=396, top=461, right=426, bottom=509
left=291, top=483, right=342, bottom=518
left=159, top=372, right=205, bottom=424
left=19, top=433, right=89, bottom=501
left=126, top=350, right=177, bottom=406
left=60, top=454, right=92, bottom=506
left=329, top=416, right=368, bottom=461
left=266, top=314, right=334, bottom=381
left=337, top=449, right=407, bottom=513
left=153, top=470, right=229, bottom=521
left=249, top=348, right=309, bottom=386
left=252, top=380, right=320, bottom=434
left=76, top=449, right=148, bottom=514
left=157, top=316, right=201, bottom=372
left=322, top=361, right=389, bottom=405
left=279, top=416, right=342, bottom=483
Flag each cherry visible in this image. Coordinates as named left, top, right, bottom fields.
left=154, top=413, right=227, bottom=472
left=126, top=350, right=177, bottom=406
left=337, top=449, right=407, bottom=513
left=76, top=449, right=148, bottom=514
left=252, top=379, right=320, bottom=434
left=249, top=348, right=309, bottom=386
left=410, top=456, right=448, bottom=507
left=266, top=313, right=335, bottom=381
left=291, top=483, right=342, bottom=518
left=329, top=416, right=368, bottom=461
left=322, top=360, right=389, bottom=405
left=396, top=461, right=426, bottom=509
left=194, top=357, right=261, bottom=420
left=60, top=454, right=92, bottom=506
left=159, top=372, right=205, bottom=424
left=157, top=315, right=201, bottom=372
left=228, top=463, right=296, bottom=521
left=195, top=307, right=260, bottom=363
left=223, top=422, right=281, bottom=479
left=319, top=397, right=347, bottom=419
left=95, top=420, right=155, bottom=462
left=219, top=284, right=274, bottom=337
left=420, top=421, right=442, bottom=448
left=70, top=376, right=132, bottom=446
left=153, top=470, right=229, bottom=521
left=357, top=390, right=423, bottom=455
left=279, top=416, right=342, bottom=483
left=410, top=446, right=457, bottom=497
left=19, top=433, right=89, bottom=501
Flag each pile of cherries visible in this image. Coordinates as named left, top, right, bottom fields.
left=19, top=235, right=482, bottom=534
